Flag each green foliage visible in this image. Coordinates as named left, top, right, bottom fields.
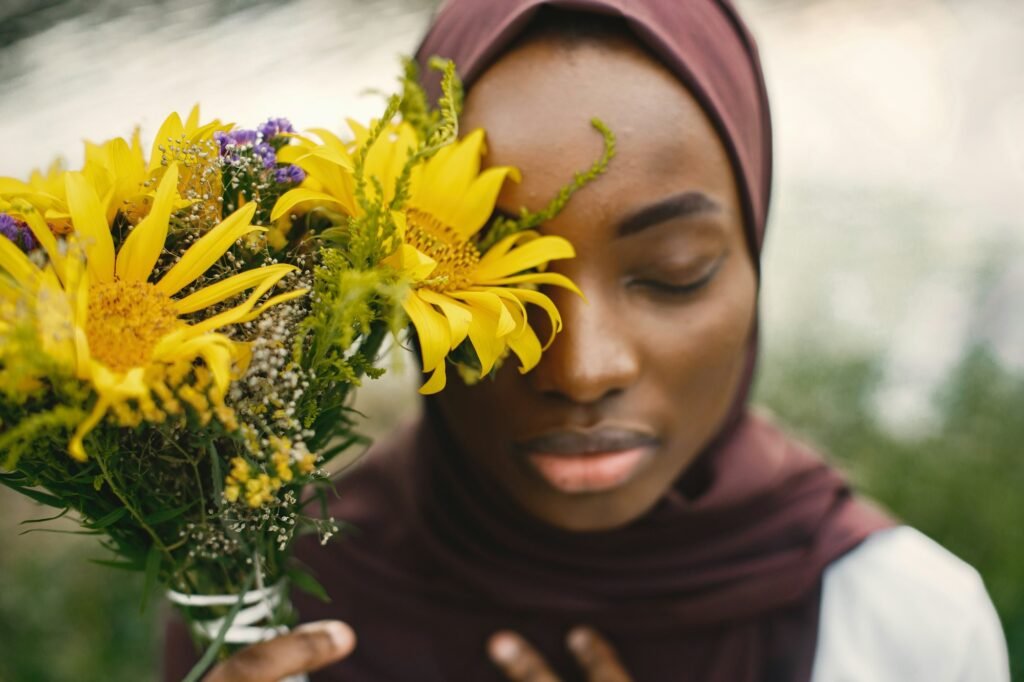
left=755, top=345, right=1023, bottom=678
left=293, top=249, right=402, bottom=455
left=0, top=539, right=157, bottom=682
left=0, top=405, right=86, bottom=470
left=398, top=56, right=462, bottom=150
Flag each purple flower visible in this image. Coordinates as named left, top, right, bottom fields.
left=258, top=117, right=295, bottom=141
left=0, top=213, right=39, bottom=252
left=274, top=165, right=306, bottom=185
left=230, top=129, right=258, bottom=147
left=0, top=213, right=19, bottom=241
left=215, top=129, right=259, bottom=156
left=254, top=142, right=277, bottom=169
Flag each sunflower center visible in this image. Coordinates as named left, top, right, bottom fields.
left=86, top=280, right=180, bottom=372
left=405, top=209, right=480, bottom=292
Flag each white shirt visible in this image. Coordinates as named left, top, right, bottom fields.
left=812, top=525, right=1010, bottom=681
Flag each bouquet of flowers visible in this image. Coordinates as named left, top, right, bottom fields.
left=0, top=59, right=613, bottom=680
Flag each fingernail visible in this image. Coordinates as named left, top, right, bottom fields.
left=297, top=620, right=355, bottom=652
left=490, top=634, right=520, bottom=663
left=567, top=627, right=590, bottom=653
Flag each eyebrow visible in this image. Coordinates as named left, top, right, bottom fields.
left=616, top=191, right=721, bottom=237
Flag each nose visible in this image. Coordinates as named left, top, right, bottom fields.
left=527, top=284, right=641, bottom=404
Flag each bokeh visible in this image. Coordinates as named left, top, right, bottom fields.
left=0, top=0, right=1021, bottom=679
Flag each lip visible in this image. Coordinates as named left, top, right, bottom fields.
left=514, top=427, right=659, bottom=495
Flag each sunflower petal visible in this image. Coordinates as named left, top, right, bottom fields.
left=0, top=177, right=34, bottom=195
left=62, top=257, right=93, bottom=377
left=508, top=323, right=543, bottom=374
left=36, top=266, right=76, bottom=368
left=161, top=335, right=235, bottom=393
left=270, top=188, right=348, bottom=222
left=450, top=290, right=517, bottom=338
left=199, top=339, right=234, bottom=393
left=103, top=137, right=145, bottom=223
left=381, top=243, right=436, bottom=282
left=290, top=154, right=358, bottom=213
left=418, top=289, right=472, bottom=348
left=308, top=128, right=353, bottom=156
left=156, top=203, right=260, bottom=296
left=418, top=363, right=448, bottom=395
left=68, top=398, right=109, bottom=461
left=497, top=287, right=564, bottom=349
left=429, top=128, right=483, bottom=197
left=21, top=210, right=65, bottom=284
left=448, top=166, right=520, bottom=239
left=174, top=263, right=297, bottom=315
left=474, top=287, right=528, bottom=334
left=474, top=271, right=583, bottom=297
left=0, top=233, right=40, bottom=289
left=414, top=129, right=484, bottom=223
left=403, top=292, right=450, bottom=373
left=235, top=288, right=308, bottom=323
left=464, top=303, right=505, bottom=375
left=173, top=265, right=295, bottom=337
left=185, top=105, right=201, bottom=132
left=115, top=164, right=178, bottom=282
left=148, top=113, right=184, bottom=173
left=473, top=235, right=575, bottom=281
left=304, top=145, right=355, bottom=171
left=65, top=172, right=115, bottom=282
left=475, top=231, right=532, bottom=268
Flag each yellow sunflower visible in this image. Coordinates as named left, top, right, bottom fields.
left=0, top=106, right=227, bottom=235
left=272, top=125, right=580, bottom=393
left=271, top=119, right=417, bottom=219
left=0, top=164, right=305, bottom=461
left=0, top=160, right=73, bottom=234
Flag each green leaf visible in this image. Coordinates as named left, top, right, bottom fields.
left=140, top=543, right=161, bottom=614
left=89, top=558, right=143, bottom=571
left=209, top=442, right=224, bottom=509
left=19, top=507, right=69, bottom=525
left=317, top=434, right=368, bottom=464
left=84, top=506, right=129, bottom=529
left=0, top=475, right=66, bottom=508
left=19, top=527, right=101, bottom=536
left=288, top=569, right=331, bottom=604
left=145, top=499, right=197, bottom=525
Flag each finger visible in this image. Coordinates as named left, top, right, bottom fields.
left=567, top=627, right=631, bottom=682
left=205, top=620, right=355, bottom=682
left=488, top=631, right=562, bottom=682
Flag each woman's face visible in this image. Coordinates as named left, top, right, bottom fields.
left=432, top=34, right=758, bottom=531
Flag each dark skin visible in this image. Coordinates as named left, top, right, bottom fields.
left=208, top=32, right=756, bottom=682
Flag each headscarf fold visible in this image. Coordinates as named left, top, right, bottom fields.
left=286, top=410, right=891, bottom=681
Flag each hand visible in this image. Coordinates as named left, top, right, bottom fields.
left=204, top=620, right=356, bottom=682
left=489, top=626, right=633, bottom=682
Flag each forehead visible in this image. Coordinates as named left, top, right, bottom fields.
left=460, top=36, right=740, bottom=219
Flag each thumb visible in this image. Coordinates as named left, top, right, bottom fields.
left=205, top=620, right=355, bottom=682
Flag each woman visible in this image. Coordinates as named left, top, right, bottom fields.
left=173, top=1, right=1010, bottom=680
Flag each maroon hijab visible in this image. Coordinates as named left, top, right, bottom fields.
left=161, top=2, right=895, bottom=680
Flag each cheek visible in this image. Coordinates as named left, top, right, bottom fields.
left=431, top=372, right=520, bottom=450
left=636, top=271, right=756, bottom=424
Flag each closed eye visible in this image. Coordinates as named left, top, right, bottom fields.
left=629, top=257, right=724, bottom=297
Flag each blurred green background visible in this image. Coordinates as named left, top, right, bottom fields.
left=1, top=0, right=1022, bottom=680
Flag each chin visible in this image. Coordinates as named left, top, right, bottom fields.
left=518, top=483, right=667, bottom=532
